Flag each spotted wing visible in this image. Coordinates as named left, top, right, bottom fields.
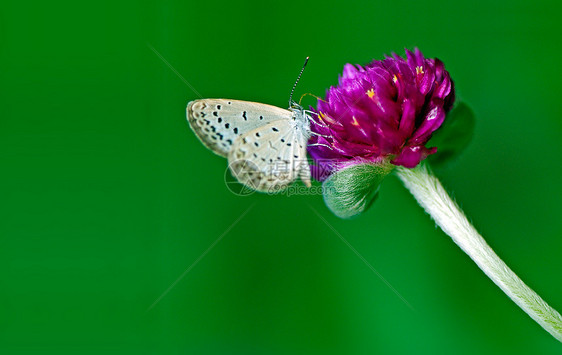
left=186, top=99, right=293, bottom=157
left=227, top=120, right=311, bottom=193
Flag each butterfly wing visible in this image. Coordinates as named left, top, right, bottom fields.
left=187, top=99, right=293, bottom=157
left=227, top=120, right=311, bottom=193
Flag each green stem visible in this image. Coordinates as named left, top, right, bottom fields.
left=396, top=163, right=562, bottom=342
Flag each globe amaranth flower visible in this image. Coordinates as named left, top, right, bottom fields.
left=308, top=48, right=455, bottom=180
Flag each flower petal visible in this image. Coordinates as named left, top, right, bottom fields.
left=391, top=145, right=437, bottom=168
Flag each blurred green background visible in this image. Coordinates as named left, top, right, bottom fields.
left=1, top=0, right=561, bottom=353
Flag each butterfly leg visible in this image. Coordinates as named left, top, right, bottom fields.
left=308, top=143, right=334, bottom=150
left=304, top=110, right=329, bottom=128
left=310, top=131, right=332, bottom=138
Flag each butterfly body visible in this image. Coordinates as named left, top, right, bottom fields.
left=187, top=99, right=312, bottom=193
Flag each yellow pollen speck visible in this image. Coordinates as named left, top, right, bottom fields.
left=416, top=66, right=424, bottom=75
left=366, top=88, right=375, bottom=98
left=392, top=75, right=398, bottom=83
left=351, top=116, right=360, bottom=126
left=319, top=111, right=335, bottom=125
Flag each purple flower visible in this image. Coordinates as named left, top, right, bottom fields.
left=308, top=49, right=455, bottom=180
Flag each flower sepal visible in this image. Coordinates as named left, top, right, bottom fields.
left=322, top=162, right=394, bottom=219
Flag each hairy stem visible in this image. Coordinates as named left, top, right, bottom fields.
left=396, top=163, right=562, bottom=342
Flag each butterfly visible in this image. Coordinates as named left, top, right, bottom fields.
left=185, top=58, right=324, bottom=193
left=186, top=98, right=313, bottom=193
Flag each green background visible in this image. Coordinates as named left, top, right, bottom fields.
left=1, top=0, right=561, bottom=353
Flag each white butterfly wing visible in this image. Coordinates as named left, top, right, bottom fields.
left=187, top=99, right=293, bottom=157
left=227, top=120, right=311, bottom=193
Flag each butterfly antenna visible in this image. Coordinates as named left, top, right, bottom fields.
left=299, top=92, right=325, bottom=105
left=289, top=56, right=309, bottom=107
